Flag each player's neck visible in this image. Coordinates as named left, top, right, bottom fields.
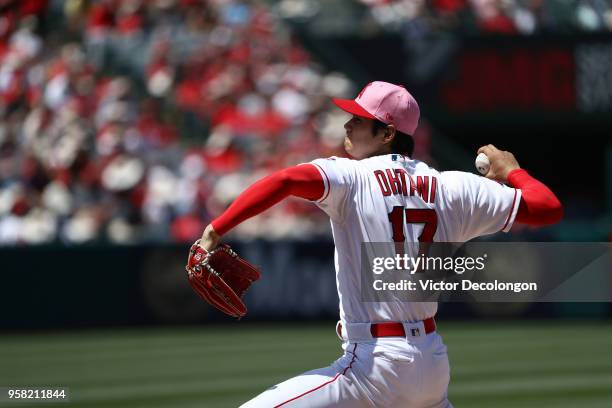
left=365, top=146, right=392, bottom=159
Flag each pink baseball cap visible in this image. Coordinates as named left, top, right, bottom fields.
left=333, top=81, right=420, bottom=135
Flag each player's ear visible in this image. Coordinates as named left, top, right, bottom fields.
left=383, top=125, right=396, bottom=144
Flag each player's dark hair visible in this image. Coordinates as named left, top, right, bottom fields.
left=372, top=119, right=414, bottom=157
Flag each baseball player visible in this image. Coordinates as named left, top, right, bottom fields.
left=198, top=81, right=563, bottom=407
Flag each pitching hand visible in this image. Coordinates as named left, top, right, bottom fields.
left=477, top=144, right=520, bottom=183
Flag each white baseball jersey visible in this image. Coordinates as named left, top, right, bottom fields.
left=310, top=154, right=521, bottom=325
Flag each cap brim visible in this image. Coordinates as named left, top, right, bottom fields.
left=332, top=98, right=376, bottom=119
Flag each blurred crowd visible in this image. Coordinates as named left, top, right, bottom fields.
left=8, top=0, right=604, bottom=246
left=0, top=0, right=435, bottom=245
left=360, top=0, right=612, bottom=35
left=0, top=0, right=352, bottom=245
left=2, top=1, right=603, bottom=247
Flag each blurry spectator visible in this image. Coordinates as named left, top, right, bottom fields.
left=470, top=0, right=518, bottom=34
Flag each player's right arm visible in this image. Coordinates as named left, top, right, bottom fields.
left=477, top=144, right=563, bottom=226
left=441, top=145, right=562, bottom=241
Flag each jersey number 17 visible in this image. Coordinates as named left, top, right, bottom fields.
left=388, top=207, right=438, bottom=243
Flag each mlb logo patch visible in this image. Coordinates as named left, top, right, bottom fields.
left=392, top=154, right=398, bottom=161
left=411, top=328, right=420, bottom=337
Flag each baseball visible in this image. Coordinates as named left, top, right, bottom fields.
left=475, top=153, right=490, bottom=175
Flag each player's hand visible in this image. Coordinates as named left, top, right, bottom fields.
left=185, top=240, right=261, bottom=318
left=199, top=224, right=221, bottom=251
left=477, top=144, right=520, bottom=183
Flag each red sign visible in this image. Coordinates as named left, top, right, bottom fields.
left=441, top=48, right=575, bottom=112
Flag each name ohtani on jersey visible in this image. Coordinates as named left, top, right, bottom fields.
left=374, top=169, right=437, bottom=204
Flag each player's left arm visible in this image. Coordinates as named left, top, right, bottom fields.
left=477, top=144, right=563, bottom=226
left=199, top=164, right=325, bottom=250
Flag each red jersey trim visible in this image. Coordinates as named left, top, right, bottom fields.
left=312, top=163, right=331, bottom=203
left=501, top=188, right=520, bottom=232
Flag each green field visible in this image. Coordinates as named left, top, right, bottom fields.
left=1, top=321, right=612, bottom=408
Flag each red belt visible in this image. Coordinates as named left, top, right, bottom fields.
left=339, top=317, right=436, bottom=338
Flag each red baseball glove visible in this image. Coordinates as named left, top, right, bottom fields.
left=185, top=240, right=261, bottom=318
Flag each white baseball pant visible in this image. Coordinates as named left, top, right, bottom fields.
left=240, top=323, right=452, bottom=407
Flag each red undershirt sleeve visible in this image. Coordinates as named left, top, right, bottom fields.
left=210, top=164, right=325, bottom=235
left=507, top=169, right=563, bottom=226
